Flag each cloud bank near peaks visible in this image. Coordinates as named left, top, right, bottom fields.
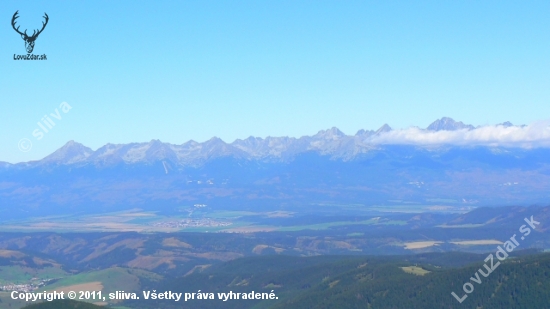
left=370, top=120, right=550, bottom=148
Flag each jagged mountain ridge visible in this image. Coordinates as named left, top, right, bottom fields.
left=37, top=126, right=387, bottom=167
left=426, top=117, right=475, bottom=131
left=7, top=118, right=521, bottom=167
left=1, top=117, right=549, bottom=218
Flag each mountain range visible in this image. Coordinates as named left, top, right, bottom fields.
left=3, top=117, right=525, bottom=167
left=1, top=117, right=549, bottom=220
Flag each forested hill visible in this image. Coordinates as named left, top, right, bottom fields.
left=17, top=252, right=550, bottom=309
left=271, top=253, right=550, bottom=309
left=124, top=251, right=550, bottom=309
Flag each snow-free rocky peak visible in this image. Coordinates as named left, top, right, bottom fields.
left=427, top=117, right=474, bottom=131
left=40, top=140, right=93, bottom=165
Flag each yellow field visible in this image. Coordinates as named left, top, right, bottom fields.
left=53, top=281, right=104, bottom=293
left=403, top=241, right=443, bottom=249
left=162, top=237, right=193, bottom=248
left=0, top=211, right=183, bottom=232
left=0, top=250, right=25, bottom=258
left=184, top=264, right=212, bottom=276
left=252, top=245, right=285, bottom=254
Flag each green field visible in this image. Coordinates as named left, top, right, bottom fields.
left=0, top=266, right=67, bottom=285
left=0, top=267, right=166, bottom=308
left=0, top=203, right=472, bottom=233
left=44, top=267, right=160, bottom=293
left=277, top=219, right=376, bottom=231
left=401, top=266, right=431, bottom=276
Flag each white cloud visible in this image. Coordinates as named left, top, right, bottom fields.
left=370, top=120, right=550, bottom=148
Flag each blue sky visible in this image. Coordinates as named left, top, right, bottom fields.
left=2, top=1, right=550, bottom=163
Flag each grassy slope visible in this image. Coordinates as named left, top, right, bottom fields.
left=44, top=267, right=161, bottom=293
left=0, top=266, right=67, bottom=284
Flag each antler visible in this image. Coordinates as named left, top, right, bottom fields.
left=32, top=13, right=49, bottom=38
left=11, top=11, right=27, bottom=37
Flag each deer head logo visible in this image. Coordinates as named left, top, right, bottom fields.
left=11, top=11, right=49, bottom=54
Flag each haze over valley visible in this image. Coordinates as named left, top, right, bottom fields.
left=4, top=1, right=550, bottom=307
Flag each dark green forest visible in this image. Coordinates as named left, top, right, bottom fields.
left=15, top=250, right=550, bottom=309
left=119, top=251, right=550, bottom=309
